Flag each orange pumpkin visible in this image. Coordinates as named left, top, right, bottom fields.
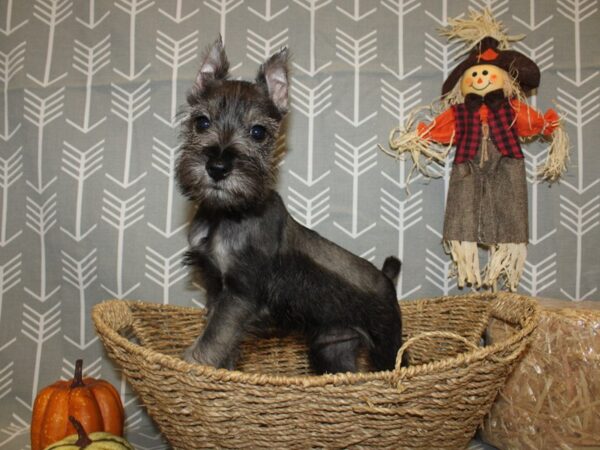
left=31, top=359, right=124, bottom=450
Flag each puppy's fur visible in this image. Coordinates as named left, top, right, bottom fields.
left=177, top=37, right=403, bottom=374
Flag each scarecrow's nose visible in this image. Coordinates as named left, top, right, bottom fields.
left=477, top=77, right=483, bottom=84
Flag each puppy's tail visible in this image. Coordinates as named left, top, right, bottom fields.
left=381, top=256, right=401, bottom=283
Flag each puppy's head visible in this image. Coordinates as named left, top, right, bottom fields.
left=177, top=36, right=289, bottom=213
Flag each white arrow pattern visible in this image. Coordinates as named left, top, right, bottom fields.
left=148, top=138, right=187, bottom=237
left=113, top=0, right=154, bottom=80
left=0, top=254, right=21, bottom=325
left=27, top=0, right=72, bottom=87
left=204, top=0, right=244, bottom=45
left=335, top=29, right=378, bottom=127
left=61, top=249, right=99, bottom=349
left=67, top=35, right=111, bottom=132
left=287, top=186, right=330, bottom=228
left=101, top=188, right=145, bottom=299
left=158, top=0, right=199, bottom=23
left=0, top=415, right=29, bottom=448
left=1, top=1, right=599, bottom=447
left=0, top=0, right=28, bottom=35
left=380, top=188, right=423, bottom=298
left=381, top=0, right=422, bottom=80
left=0, top=149, right=23, bottom=246
left=24, top=194, right=60, bottom=303
left=61, top=140, right=104, bottom=241
left=0, top=42, right=25, bottom=141
left=557, top=87, right=600, bottom=194
left=20, top=301, right=62, bottom=405
left=425, top=248, right=457, bottom=295
left=246, top=29, right=288, bottom=66
left=557, top=0, right=599, bottom=86
left=521, top=253, right=557, bottom=296
left=289, top=77, right=332, bottom=186
left=23, top=88, right=64, bottom=193
left=560, top=195, right=599, bottom=301
left=144, top=246, right=188, bottom=304
left=248, top=0, right=288, bottom=21
left=108, top=81, right=150, bottom=187
left=155, top=30, right=198, bottom=127
left=333, top=135, right=378, bottom=238
left=512, top=0, right=553, bottom=30
left=76, top=0, right=111, bottom=28
left=469, top=0, right=509, bottom=16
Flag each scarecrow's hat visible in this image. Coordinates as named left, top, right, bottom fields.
left=441, top=9, right=540, bottom=96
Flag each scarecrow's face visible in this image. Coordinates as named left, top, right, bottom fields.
left=460, top=64, right=505, bottom=97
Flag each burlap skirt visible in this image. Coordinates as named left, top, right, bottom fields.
left=443, top=139, right=528, bottom=244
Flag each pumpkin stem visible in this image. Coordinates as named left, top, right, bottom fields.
left=71, top=359, right=85, bottom=388
left=69, top=416, right=93, bottom=448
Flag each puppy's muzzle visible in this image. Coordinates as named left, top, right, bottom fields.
left=206, top=148, right=235, bottom=181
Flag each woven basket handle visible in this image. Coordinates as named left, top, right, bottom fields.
left=92, top=300, right=134, bottom=335
left=394, top=331, right=479, bottom=371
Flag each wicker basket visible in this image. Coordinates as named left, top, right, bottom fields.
left=92, top=292, right=538, bottom=449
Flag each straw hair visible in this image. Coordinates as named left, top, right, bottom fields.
left=444, top=240, right=482, bottom=288
left=382, top=108, right=451, bottom=181
left=440, top=8, right=525, bottom=51
left=483, top=243, right=528, bottom=292
left=93, top=293, right=539, bottom=449
left=540, top=124, right=570, bottom=182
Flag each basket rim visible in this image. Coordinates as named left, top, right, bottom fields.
left=92, top=292, right=539, bottom=388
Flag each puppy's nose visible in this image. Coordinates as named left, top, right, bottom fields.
left=206, top=157, right=232, bottom=181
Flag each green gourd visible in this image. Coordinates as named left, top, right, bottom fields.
left=43, top=417, right=134, bottom=450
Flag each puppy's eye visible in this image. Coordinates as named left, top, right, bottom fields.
left=195, top=115, right=211, bottom=132
left=250, top=125, right=267, bottom=142
left=482, top=70, right=489, bottom=76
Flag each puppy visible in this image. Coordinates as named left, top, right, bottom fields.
left=177, top=37, right=403, bottom=374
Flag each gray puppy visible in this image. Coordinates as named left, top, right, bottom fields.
left=177, top=37, right=403, bottom=374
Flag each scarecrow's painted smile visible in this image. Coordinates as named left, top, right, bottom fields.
left=471, top=81, right=491, bottom=91
left=460, top=64, right=505, bottom=97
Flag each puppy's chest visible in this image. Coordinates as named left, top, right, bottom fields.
left=193, top=221, right=249, bottom=274
left=209, top=232, right=235, bottom=272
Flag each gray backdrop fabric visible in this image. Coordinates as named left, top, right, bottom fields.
left=1, top=0, right=599, bottom=448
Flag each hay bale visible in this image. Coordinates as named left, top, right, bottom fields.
left=481, top=298, right=600, bottom=449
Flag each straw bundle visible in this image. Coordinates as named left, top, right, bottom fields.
left=440, top=8, right=524, bottom=52
left=540, top=124, right=570, bottom=182
left=481, top=298, right=600, bottom=449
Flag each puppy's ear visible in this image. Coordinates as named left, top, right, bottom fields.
left=256, top=48, right=289, bottom=114
left=194, top=36, right=229, bottom=94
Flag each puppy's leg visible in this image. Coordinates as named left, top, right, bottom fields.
left=308, top=328, right=361, bottom=374
left=368, top=314, right=403, bottom=371
left=183, top=294, right=254, bottom=369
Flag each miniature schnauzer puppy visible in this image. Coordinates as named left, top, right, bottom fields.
left=177, top=37, right=403, bottom=374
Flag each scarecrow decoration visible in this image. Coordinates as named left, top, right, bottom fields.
left=384, top=9, right=569, bottom=291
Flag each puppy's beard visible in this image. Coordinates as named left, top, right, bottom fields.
left=194, top=169, right=273, bottom=212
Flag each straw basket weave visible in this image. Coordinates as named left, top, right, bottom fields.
left=92, top=292, right=538, bottom=449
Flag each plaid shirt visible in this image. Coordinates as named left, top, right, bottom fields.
left=453, top=97, right=523, bottom=164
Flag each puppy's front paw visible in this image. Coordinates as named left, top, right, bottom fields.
left=182, top=341, right=237, bottom=370
left=182, top=340, right=202, bottom=364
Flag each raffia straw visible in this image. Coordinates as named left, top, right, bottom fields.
left=382, top=106, right=451, bottom=183
left=540, top=124, right=570, bottom=182
left=482, top=243, right=527, bottom=292
left=440, top=8, right=525, bottom=51
left=483, top=303, right=600, bottom=449
left=444, top=240, right=481, bottom=288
